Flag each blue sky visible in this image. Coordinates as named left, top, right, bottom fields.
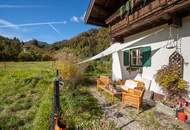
left=0, top=0, right=96, bottom=43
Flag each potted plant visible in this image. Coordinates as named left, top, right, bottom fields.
left=154, top=64, right=188, bottom=117
left=155, top=64, right=187, bottom=100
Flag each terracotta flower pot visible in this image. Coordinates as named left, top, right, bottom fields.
left=178, top=112, right=187, bottom=122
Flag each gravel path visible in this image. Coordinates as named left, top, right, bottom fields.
left=89, top=86, right=145, bottom=130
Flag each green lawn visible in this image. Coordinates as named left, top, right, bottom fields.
left=0, top=62, right=107, bottom=130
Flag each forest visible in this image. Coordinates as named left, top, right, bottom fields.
left=0, top=28, right=110, bottom=62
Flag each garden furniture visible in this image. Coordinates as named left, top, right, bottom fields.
left=97, top=76, right=121, bottom=104
left=121, top=80, right=145, bottom=111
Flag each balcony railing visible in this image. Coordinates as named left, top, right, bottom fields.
left=105, top=0, right=144, bottom=24
left=110, top=0, right=189, bottom=37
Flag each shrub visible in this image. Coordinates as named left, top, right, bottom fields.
left=155, top=64, right=187, bottom=99
left=56, top=61, right=82, bottom=82
left=18, top=51, right=34, bottom=61
left=85, top=59, right=111, bottom=76
left=54, top=52, right=86, bottom=86
left=41, top=54, right=52, bottom=61
left=18, top=51, right=50, bottom=61
left=31, top=52, right=42, bottom=61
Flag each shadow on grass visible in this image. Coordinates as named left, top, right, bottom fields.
left=80, top=76, right=97, bottom=86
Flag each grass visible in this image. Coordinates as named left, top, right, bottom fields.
left=0, top=62, right=109, bottom=130
left=0, top=62, right=55, bottom=130
left=59, top=85, right=103, bottom=129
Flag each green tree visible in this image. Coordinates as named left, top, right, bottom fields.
left=18, top=51, right=34, bottom=61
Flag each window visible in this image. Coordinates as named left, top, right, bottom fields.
left=130, top=48, right=142, bottom=66
left=123, top=46, right=151, bottom=67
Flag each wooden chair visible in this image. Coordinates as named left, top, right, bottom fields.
left=121, top=81, right=145, bottom=111
left=97, top=76, right=111, bottom=89
left=97, top=76, right=121, bottom=104
left=117, top=79, right=126, bottom=85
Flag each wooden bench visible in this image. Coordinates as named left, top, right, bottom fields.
left=121, top=80, right=145, bottom=111
left=97, top=76, right=121, bottom=104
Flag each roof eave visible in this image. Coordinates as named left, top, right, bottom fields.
left=85, top=0, right=95, bottom=24
left=86, top=20, right=107, bottom=27
left=85, top=0, right=107, bottom=27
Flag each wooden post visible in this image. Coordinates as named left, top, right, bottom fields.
left=54, top=78, right=60, bottom=114
left=50, top=77, right=60, bottom=130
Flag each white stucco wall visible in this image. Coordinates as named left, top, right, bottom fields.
left=112, top=51, right=123, bottom=81
left=112, top=16, right=190, bottom=94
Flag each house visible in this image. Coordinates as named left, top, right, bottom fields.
left=23, top=46, right=30, bottom=53
left=84, top=0, right=190, bottom=97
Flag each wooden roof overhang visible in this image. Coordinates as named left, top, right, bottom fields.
left=85, top=0, right=127, bottom=27
left=85, top=0, right=190, bottom=41
left=111, top=0, right=190, bottom=39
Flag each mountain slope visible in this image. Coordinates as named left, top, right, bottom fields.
left=0, top=27, right=110, bottom=61
left=25, top=39, right=49, bottom=47
left=52, top=28, right=110, bottom=58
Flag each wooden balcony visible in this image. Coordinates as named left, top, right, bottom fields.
left=105, top=0, right=144, bottom=24
left=110, top=0, right=190, bottom=39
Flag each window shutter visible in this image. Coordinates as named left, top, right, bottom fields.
left=124, top=50, right=129, bottom=66
left=141, top=46, right=151, bottom=67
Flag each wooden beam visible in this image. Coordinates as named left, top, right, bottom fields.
left=85, top=0, right=96, bottom=23
left=169, top=15, right=182, bottom=28
left=87, top=17, right=107, bottom=27
left=112, top=37, right=124, bottom=43
left=161, top=13, right=172, bottom=20
left=111, top=0, right=190, bottom=38
left=94, top=3, right=115, bottom=12
left=93, top=5, right=110, bottom=16
left=105, top=0, right=143, bottom=24
left=105, top=0, right=111, bottom=7
left=86, top=0, right=128, bottom=26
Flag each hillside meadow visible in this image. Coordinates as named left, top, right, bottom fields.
left=0, top=62, right=55, bottom=130
left=0, top=62, right=113, bottom=130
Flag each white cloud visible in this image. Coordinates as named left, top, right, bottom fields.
left=0, top=5, right=46, bottom=8
left=70, top=16, right=79, bottom=23
left=0, top=19, right=19, bottom=29
left=70, top=12, right=86, bottom=23
left=63, top=21, right=67, bottom=24
left=0, top=21, right=68, bottom=28
left=80, top=12, right=86, bottom=21
left=0, top=19, right=67, bottom=41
